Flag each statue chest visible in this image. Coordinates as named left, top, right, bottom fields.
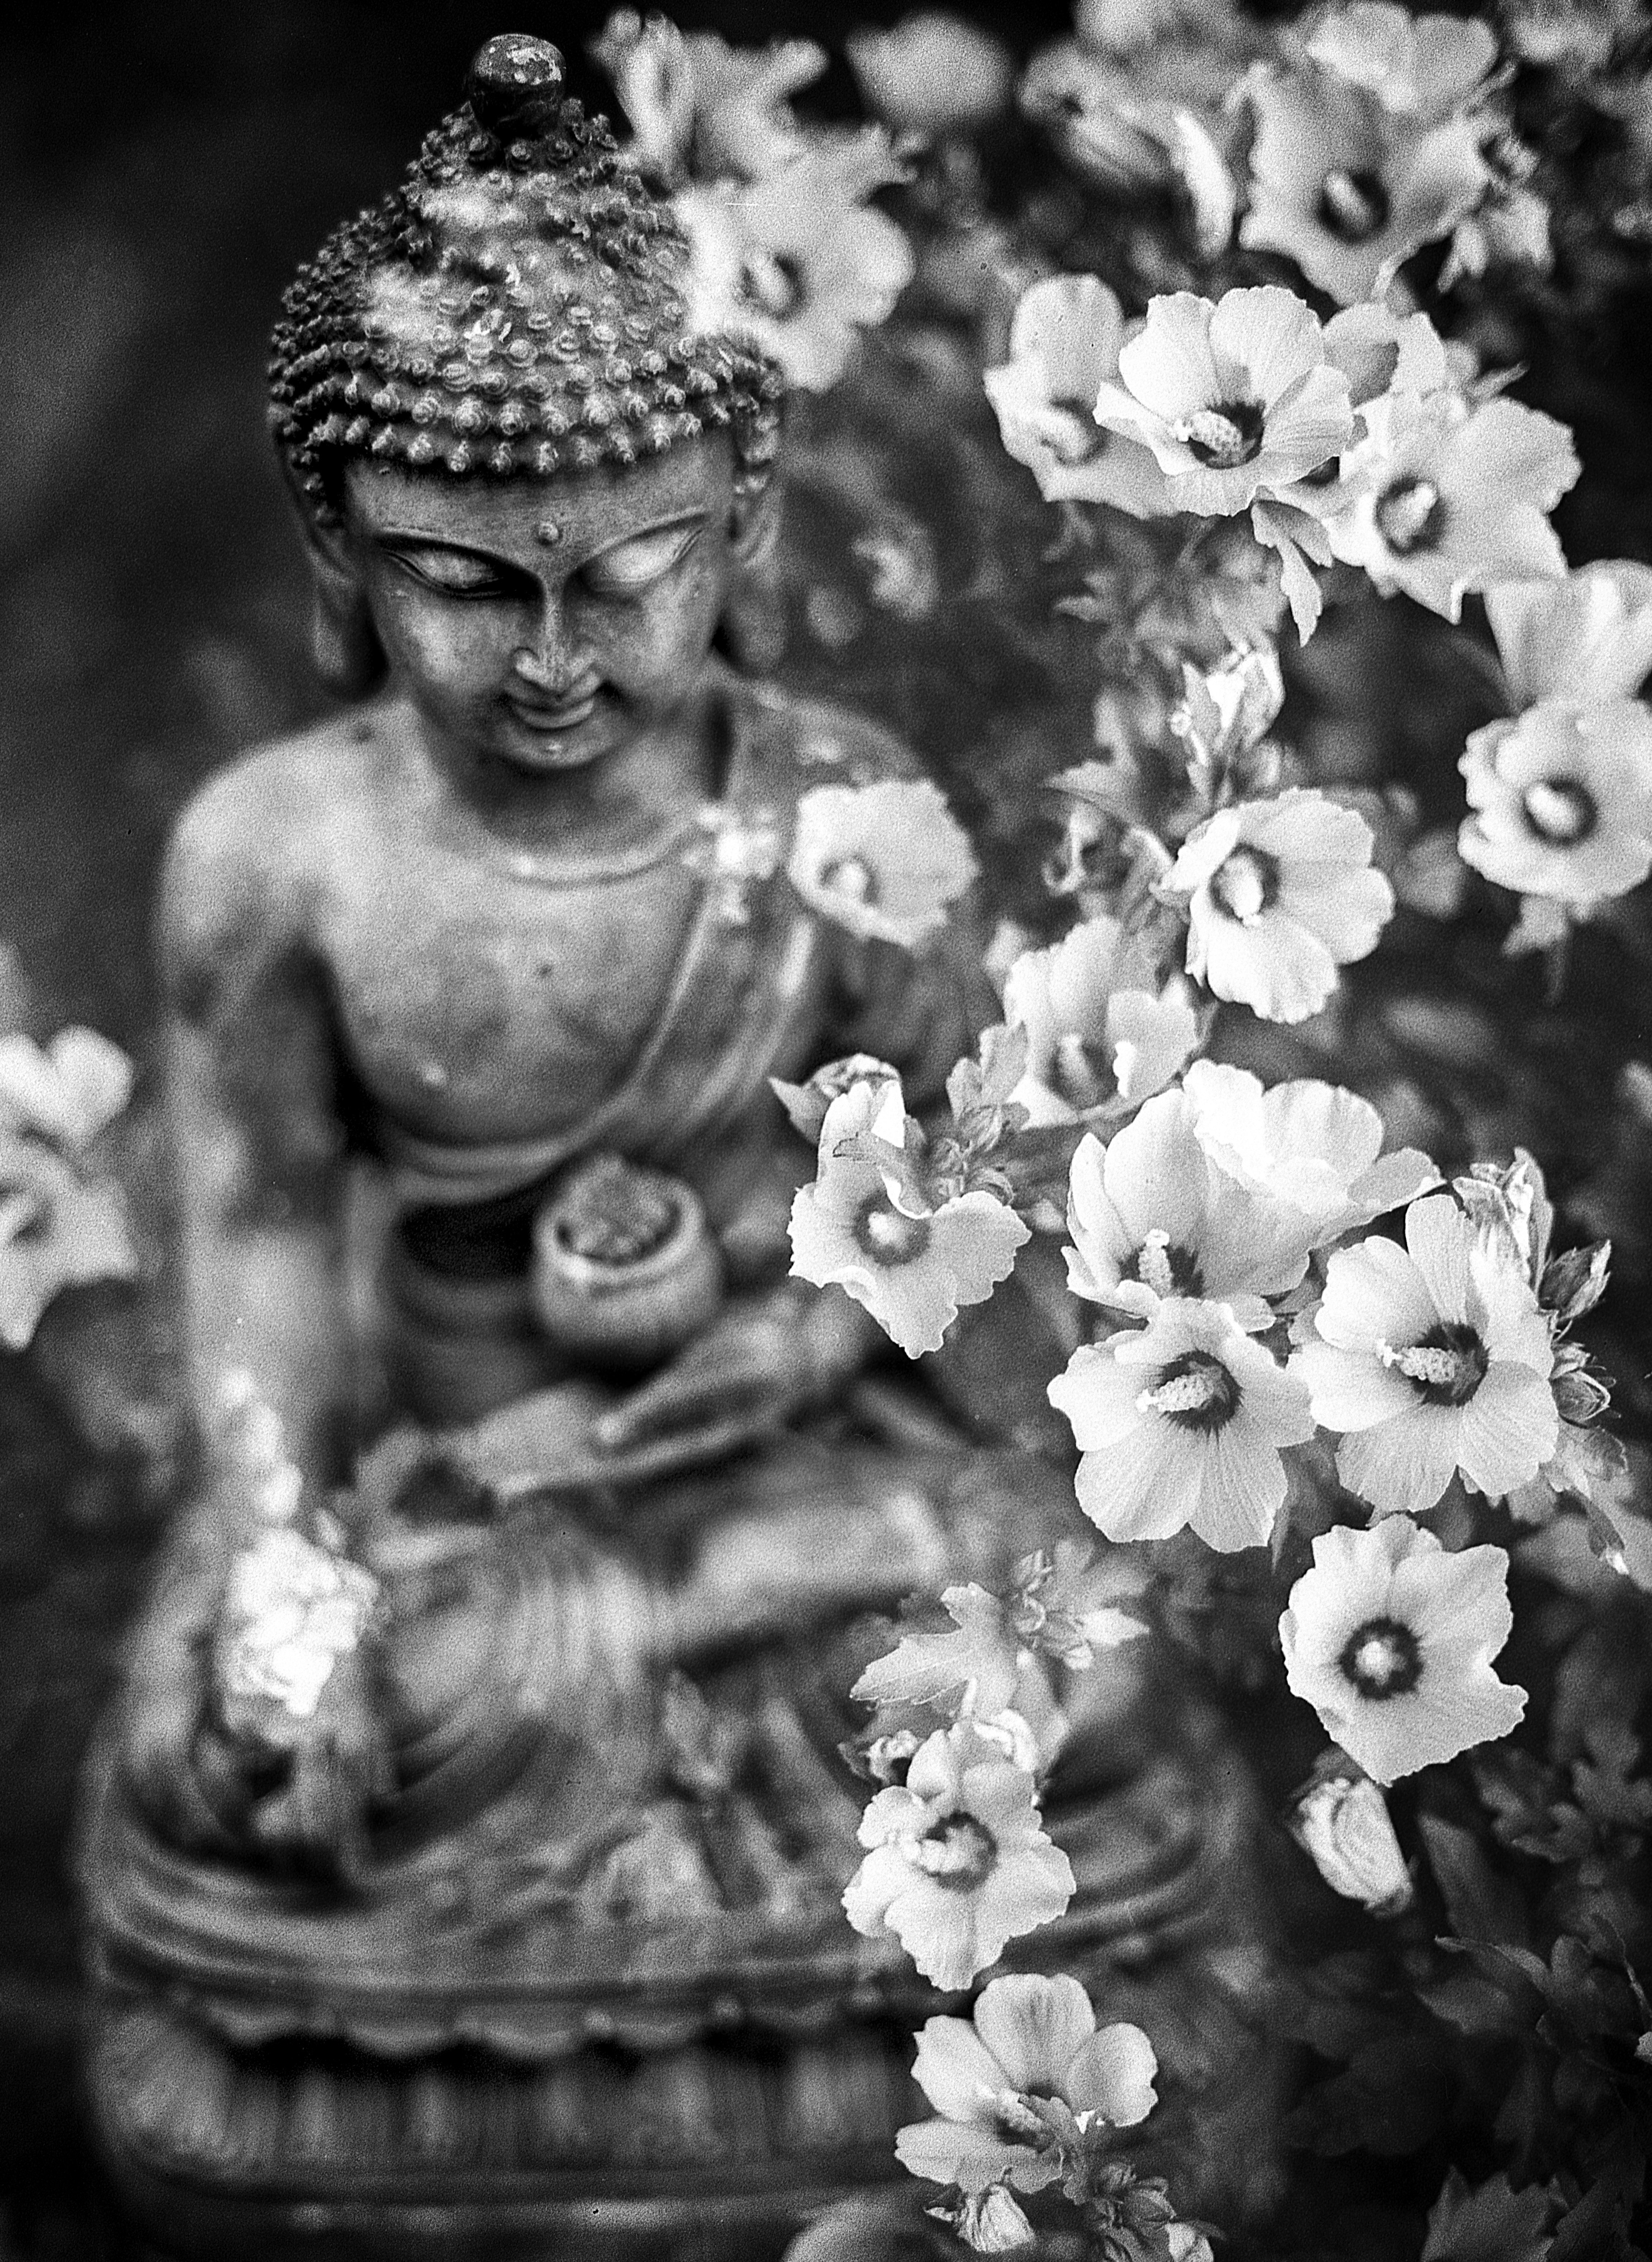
left=322, top=853, right=707, bottom=1140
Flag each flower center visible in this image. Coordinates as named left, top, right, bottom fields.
left=1209, top=845, right=1279, bottom=924
left=1378, top=1319, right=1490, bottom=1406
left=854, top=1194, right=933, bottom=1267
left=1137, top=1350, right=1241, bottom=1432
left=739, top=248, right=806, bottom=320
left=1129, top=1227, right=1205, bottom=1300
left=991, top=2090, right=1055, bottom=2145
left=1522, top=778, right=1597, bottom=845
left=1052, top=397, right=1109, bottom=465
left=1318, top=168, right=1391, bottom=243
left=820, top=853, right=879, bottom=905
left=1175, top=401, right=1265, bottom=469
left=1052, top=1032, right=1114, bottom=1110
left=907, top=1812, right=997, bottom=1889
left=1375, top=476, right=1445, bottom=556
left=1338, top=1614, right=1423, bottom=1700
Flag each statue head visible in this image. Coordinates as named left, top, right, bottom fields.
left=269, top=33, right=785, bottom=749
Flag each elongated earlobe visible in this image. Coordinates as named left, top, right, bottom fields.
left=718, top=477, right=785, bottom=674
left=310, top=573, right=387, bottom=698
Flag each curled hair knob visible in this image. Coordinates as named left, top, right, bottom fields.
left=464, top=34, right=566, bottom=137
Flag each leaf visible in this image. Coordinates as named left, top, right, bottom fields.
left=850, top=1583, right=1022, bottom=1719
left=1422, top=2169, right=1552, bottom=2262
left=1421, top=1815, right=1533, bottom=1950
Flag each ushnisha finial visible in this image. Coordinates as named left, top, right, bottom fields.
left=463, top=33, right=566, bottom=139
left=267, top=30, right=782, bottom=521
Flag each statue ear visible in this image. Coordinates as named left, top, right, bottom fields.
left=718, top=476, right=785, bottom=675
left=280, top=461, right=388, bottom=699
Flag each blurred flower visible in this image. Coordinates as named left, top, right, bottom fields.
left=843, top=1721, right=1074, bottom=1989
left=1002, top=914, right=1197, bottom=1123
left=1076, top=0, right=1243, bottom=56
left=1289, top=1768, right=1415, bottom=1911
left=1062, top=1090, right=1327, bottom=1325
left=214, top=1526, right=378, bottom=1748
left=592, top=11, right=826, bottom=184
left=1049, top=1295, right=1315, bottom=1551
left=1303, top=5, right=1498, bottom=120
left=0, top=1026, right=132, bottom=1153
left=1327, top=391, right=1578, bottom=623
left=898, top=1975, right=1156, bottom=2193
left=681, top=136, right=914, bottom=390
left=1020, top=37, right=1246, bottom=210
left=1183, top=1061, right=1437, bottom=1238
left=1459, top=700, right=1652, bottom=910
left=1165, top=789, right=1393, bottom=1023
left=1240, top=63, right=1491, bottom=304
left=788, top=778, right=977, bottom=947
left=1292, top=1192, right=1557, bottom=1516
left=1092, top=287, right=1353, bottom=517
left=789, top=1079, right=1028, bottom=1356
left=983, top=276, right=1172, bottom=517
left=1281, top=1518, right=1526, bottom=1783
left=1444, top=177, right=1552, bottom=288
left=0, top=1138, right=137, bottom=1351
left=1323, top=301, right=1454, bottom=413
left=848, top=14, right=1015, bottom=137
left=1487, top=560, right=1652, bottom=709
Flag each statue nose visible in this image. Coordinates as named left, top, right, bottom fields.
left=512, top=612, right=583, bottom=694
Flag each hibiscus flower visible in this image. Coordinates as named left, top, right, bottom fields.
left=0, top=1026, right=133, bottom=1153
left=1164, top=789, right=1394, bottom=1024
left=983, top=276, right=1172, bottom=518
left=1458, top=699, right=1652, bottom=910
left=1181, top=1061, right=1437, bottom=1239
left=1090, top=286, right=1353, bottom=518
left=1486, top=560, right=1652, bottom=710
left=591, top=12, right=827, bottom=185
left=1327, top=389, right=1578, bottom=623
left=1002, top=915, right=1198, bottom=1124
left=843, top=1722, right=1075, bottom=1990
left=847, top=14, right=1015, bottom=137
left=1291, top=1192, right=1558, bottom=1517
left=1049, top=1296, right=1316, bottom=1551
left=789, top=1080, right=1029, bottom=1357
left=680, top=135, right=914, bottom=392
left=788, top=778, right=978, bottom=948
left=897, top=1974, right=1157, bottom=2194
left=1281, top=1518, right=1526, bottom=1783
left=1240, top=58, right=1492, bottom=305
left=1062, top=1089, right=1326, bottom=1324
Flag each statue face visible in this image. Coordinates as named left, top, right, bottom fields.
left=341, top=437, right=741, bottom=776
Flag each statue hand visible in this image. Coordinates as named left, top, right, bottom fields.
left=242, top=1648, right=393, bottom=1882
left=593, top=1284, right=877, bottom=1456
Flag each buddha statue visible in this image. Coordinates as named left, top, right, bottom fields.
left=77, top=36, right=1281, bottom=2260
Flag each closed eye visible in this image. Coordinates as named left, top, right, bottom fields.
left=384, top=544, right=512, bottom=598
left=580, top=521, right=703, bottom=598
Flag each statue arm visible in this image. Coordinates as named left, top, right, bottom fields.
left=158, top=783, right=355, bottom=1490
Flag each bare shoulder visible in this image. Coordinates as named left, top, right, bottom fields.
left=158, top=706, right=386, bottom=1008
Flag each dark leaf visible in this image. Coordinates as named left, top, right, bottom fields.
left=1422, top=1814, right=1534, bottom=1950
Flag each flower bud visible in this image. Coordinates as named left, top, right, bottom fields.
left=1290, top=1771, right=1413, bottom=1913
